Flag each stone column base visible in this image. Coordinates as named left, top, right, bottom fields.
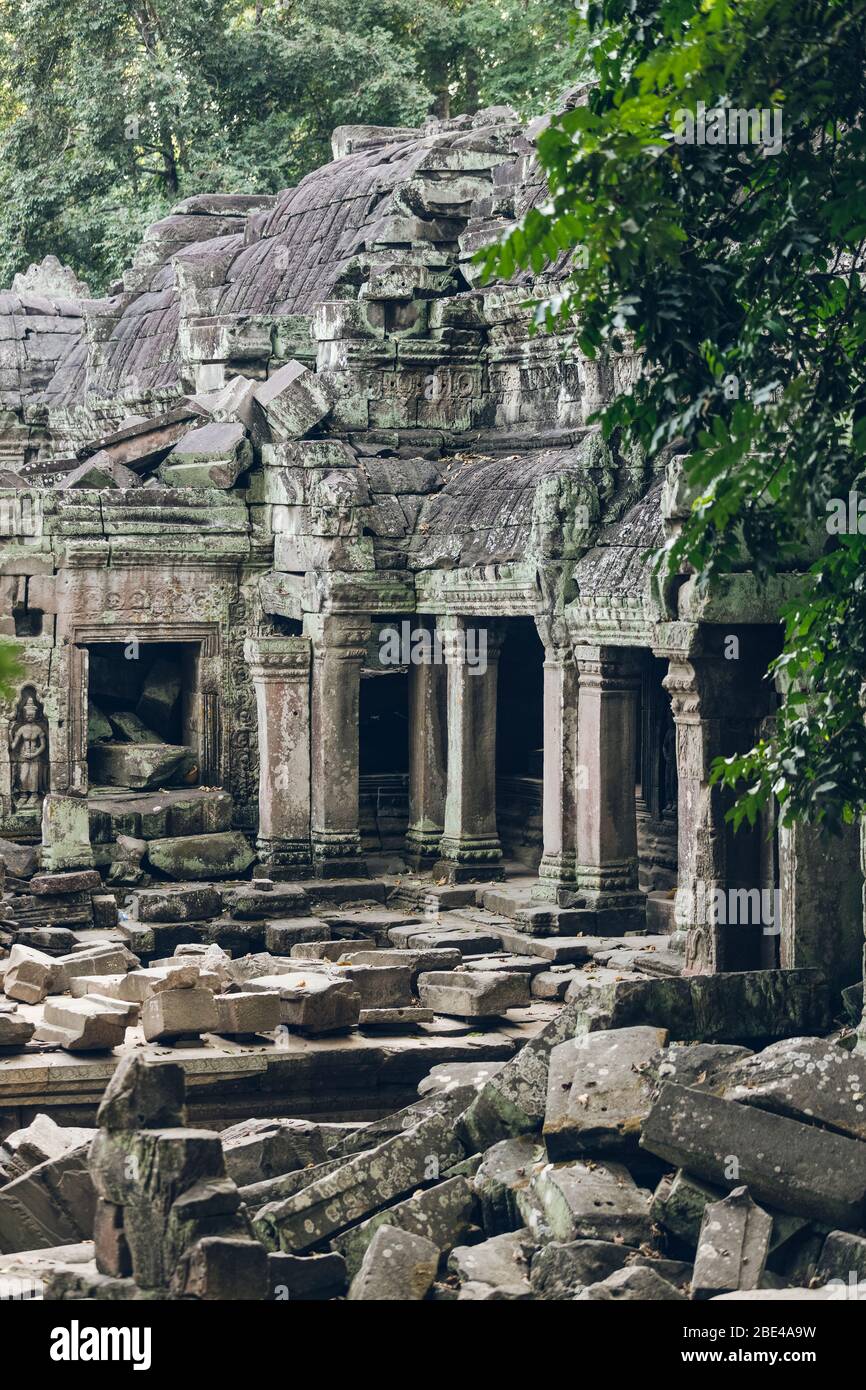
left=255, top=836, right=312, bottom=876
left=311, top=831, right=368, bottom=879
left=433, top=835, right=504, bottom=883
left=531, top=852, right=577, bottom=904
left=403, top=823, right=444, bottom=872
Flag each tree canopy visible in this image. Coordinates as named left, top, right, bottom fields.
left=482, top=0, right=866, bottom=832
left=0, top=0, right=581, bottom=293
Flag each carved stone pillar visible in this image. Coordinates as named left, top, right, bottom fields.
left=573, top=646, right=645, bottom=930
left=305, top=613, right=370, bottom=877
left=405, top=619, right=447, bottom=869
left=533, top=643, right=579, bottom=903
left=780, top=819, right=862, bottom=997
left=244, top=636, right=311, bottom=873
left=433, top=616, right=505, bottom=882
left=662, top=651, right=774, bottom=974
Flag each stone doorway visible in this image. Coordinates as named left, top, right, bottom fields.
left=496, top=617, right=544, bottom=870
left=359, top=635, right=409, bottom=853
left=85, top=640, right=201, bottom=793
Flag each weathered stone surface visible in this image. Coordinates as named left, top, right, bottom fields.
left=448, top=1228, right=533, bottom=1294
left=518, top=1160, right=653, bottom=1247
left=212, top=991, right=280, bottom=1036
left=419, top=967, right=530, bottom=1023
left=544, top=1025, right=667, bottom=1159
left=651, top=1042, right=753, bottom=1089
left=97, top=1055, right=186, bottom=1131
left=269, top=1250, right=347, bottom=1300
left=331, top=1176, right=477, bottom=1278
left=457, top=1002, right=580, bottom=1151
left=0, top=1145, right=95, bottom=1253
left=473, top=1136, right=546, bottom=1235
left=224, top=884, right=311, bottom=918
left=530, top=1239, right=633, bottom=1300
left=651, top=1169, right=724, bottom=1247
left=347, top=1226, right=439, bottom=1301
left=641, top=1083, right=866, bottom=1228
left=253, top=360, right=334, bottom=442
left=133, top=886, right=223, bottom=923
left=240, top=971, right=360, bottom=1033
left=31, top=868, right=101, bottom=895
left=0, top=836, right=39, bottom=878
left=692, top=1186, right=772, bottom=1299
left=565, top=968, right=830, bottom=1043
left=37, top=996, right=134, bottom=1050
left=171, top=1235, right=269, bottom=1299
left=722, top=1036, right=866, bottom=1142
left=222, top=1118, right=328, bottom=1187
left=255, top=1114, right=465, bottom=1253
left=147, top=831, right=255, bottom=879
left=162, top=421, right=252, bottom=489
left=141, top=987, right=219, bottom=1041
left=51, top=943, right=137, bottom=992
left=815, top=1230, right=866, bottom=1286
left=418, top=1060, right=507, bottom=1098
left=3, top=943, right=53, bottom=1003
left=41, top=795, right=93, bottom=872
left=338, top=962, right=413, bottom=1008
left=0, top=1114, right=95, bottom=1184
left=0, top=1005, right=35, bottom=1050
left=264, top=918, right=331, bottom=952
left=90, top=741, right=191, bottom=791
left=576, top=1265, right=686, bottom=1301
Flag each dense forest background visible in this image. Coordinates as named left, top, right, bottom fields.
left=0, top=0, right=583, bottom=294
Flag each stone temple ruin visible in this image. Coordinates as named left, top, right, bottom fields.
left=0, top=102, right=864, bottom=1304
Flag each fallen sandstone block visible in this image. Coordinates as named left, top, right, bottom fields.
left=473, top=1136, right=546, bottom=1235
left=3, top=944, right=54, bottom=1003
left=36, top=996, right=135, bottom=1051
left=692, top=1185, right=772, bottom=1300
left=269, top=1250, right=347, bottom=1300
left=518, top=1159, right=654, bottom=1247
left=212, top=991, right=280, bottom=1036
left=576, top=1265, right=687, bottom=1301
left=418, top=969, right=530, bottom=1018
left=347, top=1226, right=440, bottom=1301
left=0, top=1004, right=35, bottom=1051
left=543, top=1025, right=668, bottom=1159
left=448, top=1229, right=534, bottom=1296
left=331, top=1176, right=478, bottom=1278
left=722, top=1036, right=866, bottom=1142
left=0, top=1144, right=95, bottom=1253
left=240, top=971, right=361, bottom=1034
left=141, top=987, right=218, bottom=1041
left=133, top=887, right=223, bottom=923
left=641, top=1083, right=866, bottom=1229
left=146, top=831, right=256, bottom=880
left=222, top=1118, right=328, bottom=1187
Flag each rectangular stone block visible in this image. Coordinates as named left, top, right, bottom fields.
left=417, top=969, right=531, bottom=1018
left=141, top=987, right=219, bottom=1041
left=212, top=991, right=280, bottom=1036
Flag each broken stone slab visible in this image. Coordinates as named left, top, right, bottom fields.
left=223, top=884, right=311, bottom=919
left=212, top=991, right=280, bottom=1036
left=0, top=836, right=39, bottom=878
left=41, top=794, right=94, bottom=872
left=51, top=943, right=138, bottom=992
left=815, top=1230, right=866, bottom=1287
left=457, top=1001, right=580, bottom=1152
left=692, top=1185, right=773, bottom=1300
left=565, top=968, right=830, bottom=1043
left=343, top=946, right=463, bottom=980
left=240, top=971, right=361, bottom=1034
left=2, top=943, right=54, bottom=1003
left=254, top=1113, right=465, bottom=1253
left=11, top=926, right=79, bottom=955
left=264, top=918, right=331, bottom=952
left=96, top=1054, right=185, bottom=1131
left=531, top=969, right=581, bottom=1001
left=518, top=1160, right=653, bottom=1247
left=290, top=939, right=369, bottom=962
left=359, top=1005, right=434, bottom=1028
left=221, top=1119, right=328, bottom=1187
left=30, top=868, right=101, bottom=896
left=722, top=1036, right=866, bottom=1142
left=171, top=1235, right=269, bottom=1300
left=473, top=1136, right=546, bottom=1235
left=92, top=895, right=119, bottom=930
left=641, top=1083, right=866, bottom=1229
left=0, top=1114, right=95, bottom=1184
left=0, top=1005, right=35, bottom=1051
left=530, top=1239, right=635, bottom=1300
left=60, top=454, right=142, bottom=489
left=651, top=1041, right=753, bottom=1090
left=448, top=1228, right=534, bottom=1295
left=332, top=1175, right=478, bottom=1279
left=161, top=420, right=252, bottom=489
left=576, top=1265, right=687, bottom=1301
left=253, top=360, right=334, bottom=442
left=417, top=969, right=531, bottom=1017
left=493, top=930, right=595, bottom=965
left=141, top=987, right=218, bottom=1041
left=651, top=1169, right=725, bottom=1247
left=36, top=996, right=135, bottom=1051
left=337, top=963, right=413, bottom=1008
left=146, top=831, right=256, bottom=879
left=269, top=1250, right=347, bottom=1300
left=417, top=1060, right=507, bottom=1098
left=388, top=925, right=503, bottom=955
left=543, top=1025, right=668, bottom=1159
left=133, top=886, right=223, bottom=923
left=329, top=1085, right=479, bottom=1160
left=90, top=741, right=191, bottom=791
left=347, top=1226, right=440, bottom=1301
left=0, top=1145, right=95, bottom=1254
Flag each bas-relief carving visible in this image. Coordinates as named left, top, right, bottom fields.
left=9, top=686, right=48, bottom=811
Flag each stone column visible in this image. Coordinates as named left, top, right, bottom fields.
left=305, top=613, right=370, bottom=877
left=573, top=646, right=644, bottom=930
left=533, top=643, right=579, bottom=904
left=433, top=616, right=505, bottom=882
left=244, top=636, right=312, bottom=874
left=405, top=619, right=448, bottom=869
left=780, top=819, right=862, bottom=998
left=662, top=651, right=774, bottom=974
